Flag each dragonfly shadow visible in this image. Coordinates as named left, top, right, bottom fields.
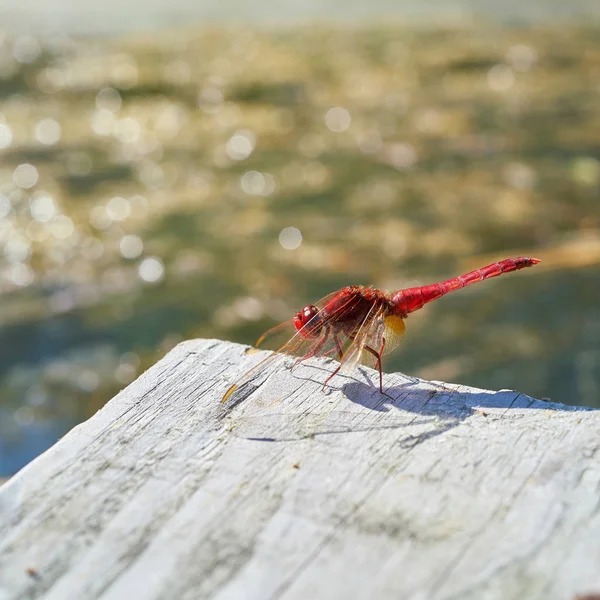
left=227, top=378, right=462, bottom=445
left=340, top=375, right=587, bottom=419
left=222, top=363, right=591, bottom=446
left=337, top=375, right=592, bottom=450
left=223, top=367, right=443, bottom=444
left=341, top=380, right=470, bottom=416
left=231, top=415, right=437, bottom=444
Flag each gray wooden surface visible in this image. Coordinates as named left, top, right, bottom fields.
left=0, top=338, right=599, bottom=600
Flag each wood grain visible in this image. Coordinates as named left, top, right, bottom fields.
left=0, top=338, right=599, bottom=600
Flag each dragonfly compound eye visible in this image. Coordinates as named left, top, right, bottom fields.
left=294, top=304, right=322, bottom=338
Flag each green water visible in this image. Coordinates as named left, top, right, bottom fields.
left=0, top=23, right=598, bottom=476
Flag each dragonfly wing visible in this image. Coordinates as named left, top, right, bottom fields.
left=339, top=303, right=387, bottom=374
left=255, top=288, right=359, bottom=359
left=223, top=320, right=325, bottom=404
left=223, top=288, right=362, bottom=402
left=222, top=347, right=289, bottom=403
left=255, top=318, right=295, bottom=349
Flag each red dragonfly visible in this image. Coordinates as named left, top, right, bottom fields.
left=222, top=256, right=540, bottom=402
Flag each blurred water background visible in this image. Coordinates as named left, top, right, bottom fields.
left=0, top=0, right=599, bottom=478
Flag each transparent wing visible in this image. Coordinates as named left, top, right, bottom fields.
left=222, top=288, right=361, bottom=402
left=253, top=289, right=352, bottom=355
left=339, top=310, right=406, bottom=373
left=339, top=302, right=388, bottom=374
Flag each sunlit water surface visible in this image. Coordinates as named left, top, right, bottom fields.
left=0, top=23, right=599, bottom=476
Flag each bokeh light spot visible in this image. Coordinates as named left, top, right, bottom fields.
left=50, top=216, right=74, bottom=240
left=571, top=157, right=600, bottom=187
left=116, top=117, right=141, bottom=143
left=91, top=109, right=116, bottom=136
left=30, top=193, right=56, bottom=222
left=10, top=263, right=35, bottom=286
left=115, top=363, right=137, bottom=384
left=506, top=44, right=538, bottom=72
left=13, top=164, right=39, bottom=189
left=78, top=370, right=100, bottom=392
left=106, top=196, right=131, bottom=221
left=5, top=237, right=31, bottom=263
left=487, top=64, right=515, bottom=91
left=35, top=119, right=62, bottom=145
left=324, top=107, right=351, bottom=132
left=240, top=171, right=276, bottom=196
left=120, top=235, right=144, bottom=259
left=0, top=124, right=13, bottom=149
left=198, top=87, right=224, bottom=113
left=138, top=257, right=164, bottom=283
left=13, top=36, right=41, bottom=64
left=14, top=406, right=35, bottom=426
left=233, top=296, right=263, bottom=320
left=386, top=143, right=417, bottom=169
left=225, top=130, right=256, bottom=160
left=504, top=163, right=538, bottom=190
left=279, top=227, right=303, bottom=250
left=0, top=195, right=11, bottom=218
left=96, top=87, right=122, bottom=112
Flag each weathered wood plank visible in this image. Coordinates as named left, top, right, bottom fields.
left=0, top=338, right=599, bottom=600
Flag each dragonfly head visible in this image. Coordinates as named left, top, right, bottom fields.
left=294, top=304, right=323, bottom=339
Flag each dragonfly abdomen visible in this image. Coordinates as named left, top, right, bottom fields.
left=390, top=256, right=540, bottom=316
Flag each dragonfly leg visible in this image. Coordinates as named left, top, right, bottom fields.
left=345, top=334, right=393, bottom=399
left=362, top=340, right=394, bottom=399
left=333, top=332, right=344, bottom=361
left=322, top=364, right=342, bottom=390
left=320, top=332, right=345, bottom=391
left=293, top=326, right=330, bottom=369
left=319, top=332, right=344, bottom=360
